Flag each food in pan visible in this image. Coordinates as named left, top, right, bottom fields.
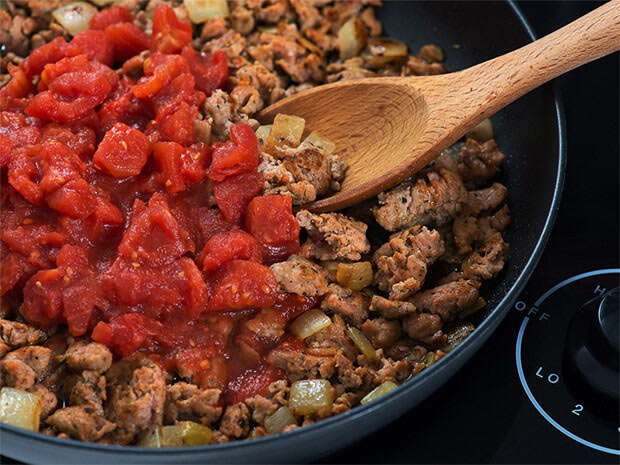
left=0, top=0, right=510, bottom=446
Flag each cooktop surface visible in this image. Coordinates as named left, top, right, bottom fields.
left=319, top=2, right=620, bottom=464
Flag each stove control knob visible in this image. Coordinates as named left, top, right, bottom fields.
left=565, top=287, right=619, bottom=401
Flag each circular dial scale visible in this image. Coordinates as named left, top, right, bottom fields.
left=515, top=269, right=620, bottom=456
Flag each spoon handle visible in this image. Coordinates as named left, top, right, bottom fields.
left=425, top=0, right=620, bottom=122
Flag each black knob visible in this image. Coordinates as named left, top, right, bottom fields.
left=564, top=287, right=619, bottom=401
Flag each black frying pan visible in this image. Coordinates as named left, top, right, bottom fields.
left=0, top=1, right=565, bottom=463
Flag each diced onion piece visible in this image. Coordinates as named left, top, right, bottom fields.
left=338, top=16, right=367, bottom=60
left=264, top=406, right=297, bottom=434
left=336, top=262, right=373, bottom=291
left=266, top=114, right=305, bottom=154
left=91, top=0, right=117, bottom=6
left=289, top=379, right=333, bottom=416
left=347, top=326, right=377, bottom=360
left=184, top=0, right=229, bottom=24
left=161, top=425, right=183, bottom=447
left=178, top=421, right=212, bottom=445
left=466, top=118, right=494, bottom=142
left=423, top=351, right=436, bottom=366
left=137, top=427, right=163, bottom=447
left=257, top=25, right=278, bottom=34
left=361, top=37, right=408, bottom=68
left=52, top=2, right=98, bottom=36
left=304, top=131, right=336, bottom=154
left=0, top=387, right=42, bottom=432
left=290, top=308, right=332, bottom=339
left=458, top=297, right=486, bottom=319
left=360, top=381, right=398, bottom=405
left=255, top=124, right=272, bottom=146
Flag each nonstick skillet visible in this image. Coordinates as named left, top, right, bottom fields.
left=0, top=1, right=566, bottom=463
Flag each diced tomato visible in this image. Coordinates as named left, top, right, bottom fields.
left=213, top=170, right=263, bottom=224
left=98, top=75, right=151, bottom=133
left=0, top=64, right=34, bottom=111
left=60, top=196, right=123, bottom=246
left=181, top=143, right=210, bottom=183
left=89, top=5, right=134, bottom=30
left=22, top=245, right=101, bottom=335
left=0, top=112, right=42, bottom=148
left=101, top=256, right=207, bottom=320
left=226, top=364, right=284, bottom=404
left=42, top=123, right=96, bottom=159
left=245, top=195, right=300, bottom=264
left=19, top=37, right=82, bottom=78
left=0, top=134, right=12, bottom=167
left=26, top=71, right=112, bottom=122
left=45, top=178, right=96, bottom=219
left=151, top=4, right=192, bottom=54
left=181, top=46, right=228, bottom=96
left=208, top=124, right=258, bottom=181
left=71, top=30, right=115, bottom=66
left=0, top=252, right=32, bottom=296
left=174, top=348, right=228, bottom=389
left=153, top=141, right=185, bottom=193
left=132, top=53, right=189, bottom=100
left=156, top=101, right=197, bottom=145
left=94, top=122, right=151, bottom=178
left=194, top=207, right=236, bottom=250
left=118, top=194, right=194, bottom=266
left=208, top=260, right=277, bottom=311
left=39, top=55, right=118, bottom=92
left=202, top=230, right=262, bottom=272
left=104, top=22, right=150, bottom=63
left=92, top=313, right=164, bottom=356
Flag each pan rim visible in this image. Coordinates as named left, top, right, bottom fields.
left=0, top=0, right=567, bottom=458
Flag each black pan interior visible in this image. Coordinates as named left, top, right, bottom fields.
left=0, top=2, right=564, bottom=464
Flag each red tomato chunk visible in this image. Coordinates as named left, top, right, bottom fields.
left=151, top=4, right=192, bottom=54
left=246, top=195, right=300, bottom=263
left=94, top=122, right=151, bottom=178
left=208, top=123, right=258, bottom=182
left=202, top=230, right=262, bottom=272
left=89, top=5, right=134, bottom=31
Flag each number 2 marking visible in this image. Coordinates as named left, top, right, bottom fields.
left=572, top=404, right=583, bottom=416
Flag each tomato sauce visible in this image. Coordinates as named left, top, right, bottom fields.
left=0, top=4, right=309, bottom=403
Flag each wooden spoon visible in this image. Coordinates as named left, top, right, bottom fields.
left=258, top=1, right=620, bottom=213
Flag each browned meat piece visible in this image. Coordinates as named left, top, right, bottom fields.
left=332, top=391, right=362, bottom=415
left=373, top=226, right=445, bottom=300
left=260, top=143, right=345, bottom=205
left=369, top=295, right=416, bottom=319
left=0, top=358, right=35, bottom=389
left=64, top=340, right=112, bottom=375
left=418, top=44, right=445, bottom=63
left=402, top=312, right=446, bottom=346
left=164, top=382, right=222, bottom=426
left=231, top=85, right=263, bottom=115
left=249, top=426, right=267, bottom=439
left=203, top=29, right=248, bottom=67
left=462, top=234, right=509, bottom=281
left=373, top=168, right=467, bottom=232
left=290, top=0, right=321, bottom=31
left=361, top=318, right=401, bottom=349
left=0, top=343, right=9, bottom=358
left=203, top=89, right=259, bottom=140
left=333, top=351, right=363, bottom=389
left=105, top=355, right=166, bottom=445
left=2, top=345, right=51, bottom=380
left=453, top=204, right=511, bottom=256
left=359, top=7, right=382, bottom=36
left=200, top=17, right=229, bottom=40
left=320, top=283, right=370, bottom=327
left=219, top=403, right=250, bottom=439
left=64, top=370, right=106, bottom=413
left=28, top=383, right=57, bottom=419
left=306, top=314, right=357, bottom=360
left=267, top=344, right=336, bottom=382
left=0, top=319, right=46, bottom=347
left=457, top=138, right=506, bottom=187
left=442, top=322, right=476, bottom=352
left=242, top=304, right=298, bottom=342
left=0, top=10, right=37, bottom=56
left=326, top=57, right=376, bottom=82
left=245, top=395, right=278, bottom=426
left=296, top=211, right=370, bottom=261
left=410, top=279, right=480, bottom=322
left=463, top=183, right=508, bottom=216
left=251, top=0, right=292, bottom=24
left=46, top=406, right=116, bottom=443
left=230, top=2, right=256, bottom=35
left=230, top=62, right=284, bottom=106
left=270, top=255, right=329, bottom=296
left=403, top=55, right=447, bottom=76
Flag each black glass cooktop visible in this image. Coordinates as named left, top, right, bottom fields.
left=319, top=2, right=620, bottom=464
